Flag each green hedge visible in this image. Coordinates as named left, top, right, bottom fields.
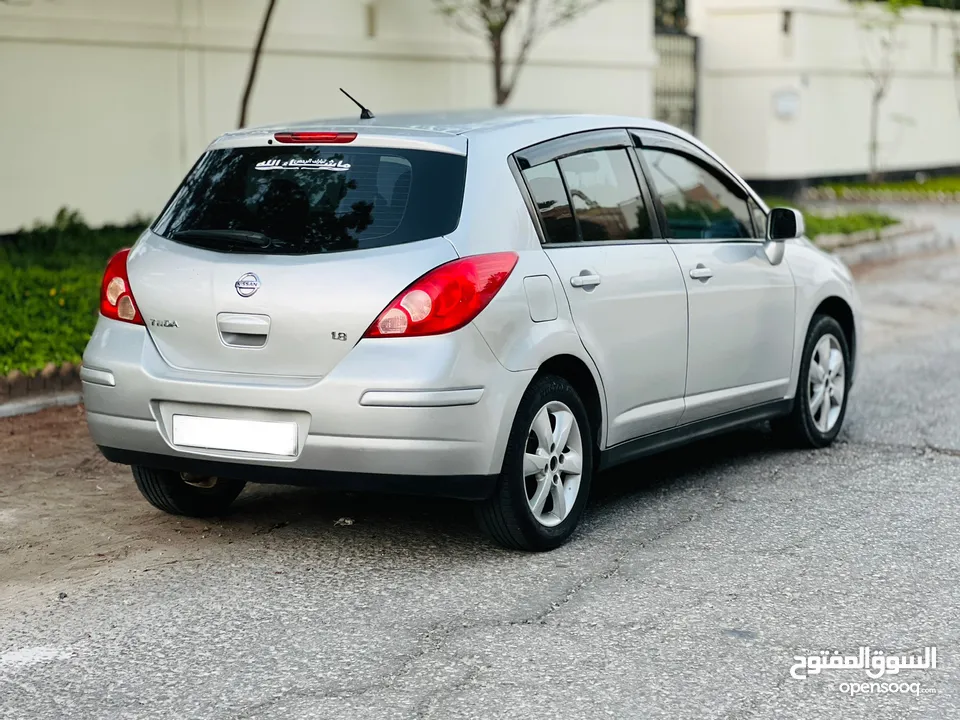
left=821, top=176, right=960, bottom=194
left=0, top=209, right=146, bottom=376
left=763, top=198, right=898, bottom=240
left=804, top=210, right=898, bottom=239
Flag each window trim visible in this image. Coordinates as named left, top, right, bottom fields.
left=511, top=129, right=664, bottom=248
left=631, top=130, right=765, bottom=245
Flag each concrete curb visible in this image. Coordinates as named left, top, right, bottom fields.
left=815, top=221, right=932, bottom=251
left=831, top=226, right=957, bottom=267
left=803, top=188, right=960, bottom=204
left=0, top=392, right=83, bottom=419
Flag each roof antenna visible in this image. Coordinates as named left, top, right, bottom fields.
left=340, top=88, right=375, bottom=120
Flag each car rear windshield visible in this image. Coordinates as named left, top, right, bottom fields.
left=152, top=145, right=467, bottom=255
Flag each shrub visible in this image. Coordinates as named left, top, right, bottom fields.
left=804, top=211, right=898, bottom=239
left=0, top=207, right=146, bottom=271
left=0, top=208, right=147, bottom=375
left=0, top=266, right=102, bottom=375
left=762, top=199, right=898, bottom=239
left=822, top=176, right=960, bottom=194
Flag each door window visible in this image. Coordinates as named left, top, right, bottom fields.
left=521, top=161, right=579, bottom=245
left=558, top=149, right=653, bottom=242
left=748, top=197, right=768, bottom=239
left=641, top=148, right=756, bottom=240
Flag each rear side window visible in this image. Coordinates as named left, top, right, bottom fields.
left=153, top=146, right=466, bottom=254
left=522, top=149, right=653, bottom=244
left=558, top=149, right=652, bottom=242
left=522, top=162, right=579, bottom=244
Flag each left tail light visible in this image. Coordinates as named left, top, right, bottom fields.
left=363, top=252, right=519, bottom=338
left=100, top=248, right=144, bottom=325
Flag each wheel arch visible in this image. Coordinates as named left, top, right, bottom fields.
left=812, top=295, right=857, bottom=380
left=535, top=354, right=605, bottom=464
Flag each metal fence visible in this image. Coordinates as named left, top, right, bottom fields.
left=653, top=32, right=699, bottom=136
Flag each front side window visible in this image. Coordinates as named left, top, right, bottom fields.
left=748, top=197, right=768, bottom=239
left=641, top=148, right=755, bottom=240
left=558, top=149, right=653, bottom=242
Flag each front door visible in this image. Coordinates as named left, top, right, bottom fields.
left=638, top=137, right=796, bottom=424
left=516, top=132, right=689, bottom=446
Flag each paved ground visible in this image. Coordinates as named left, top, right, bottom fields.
left=2, top=249, right=959, bottom=720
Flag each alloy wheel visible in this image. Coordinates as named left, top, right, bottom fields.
left=807, top=333, right=846, bottom=434
left=523, top=401, right=584, bottom=528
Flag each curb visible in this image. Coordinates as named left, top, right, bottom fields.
left=815, top=221, right=931, bottom=251
left=0, top=392, right=83, bottom=419
left=0, top=362, right=83, bottom=419
left=803, top=188, right=960, bottom=204
left=831, top=226, right=957, bottom=267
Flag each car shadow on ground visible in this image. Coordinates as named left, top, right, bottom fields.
left=211, top=425, right=790, bottom=553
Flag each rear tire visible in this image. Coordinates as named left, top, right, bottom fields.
left=132, top=466, right=246, bottom=517
left=773, top=314, right=851, bottom=449
left=476, top=374, right=594, bottom=551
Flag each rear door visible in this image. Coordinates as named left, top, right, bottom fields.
left=515, top=130, right=689, bottom=447
left=634, top=131, right=796, bottom=424
left=130, top=140, right=467, bottom=377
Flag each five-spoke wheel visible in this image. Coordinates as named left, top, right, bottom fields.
left=477, top=374, right=594, bottom=551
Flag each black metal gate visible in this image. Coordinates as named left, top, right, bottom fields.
left=654, top=31, right=699, bottom=136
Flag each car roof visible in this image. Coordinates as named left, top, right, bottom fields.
left=210, top=111, right=690, bottom=151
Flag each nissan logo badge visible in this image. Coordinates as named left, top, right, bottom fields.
left=235, top=272, right=261, bottom=298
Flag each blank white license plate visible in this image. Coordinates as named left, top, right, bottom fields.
left=171, top=415, right=298, bottom=456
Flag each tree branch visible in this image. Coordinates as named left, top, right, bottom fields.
left=433, top=0, right=608, bottom=106
left=238, top=0, right=278, bottom=128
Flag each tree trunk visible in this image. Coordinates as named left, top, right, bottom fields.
left=491, top=32, right=509, bottom=106
left=238, top=0, right=278, bottom=129
left=867, top=89, right=882, bottom=184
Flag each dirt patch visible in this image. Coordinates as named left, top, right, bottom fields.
left=0, top=406, right=288, bottom=606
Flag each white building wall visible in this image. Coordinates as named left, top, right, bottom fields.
left=0, top=0, right=656, bottom=232
left=691, top=0, right=960, bottom=183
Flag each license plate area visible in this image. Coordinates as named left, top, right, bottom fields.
left=171, top=415, right=299, bottom=456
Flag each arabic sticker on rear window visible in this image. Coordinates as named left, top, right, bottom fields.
left=255, top=157, right=352, bottom=172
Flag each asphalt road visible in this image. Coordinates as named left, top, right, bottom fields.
left=2, top=249, right=960, bottom=720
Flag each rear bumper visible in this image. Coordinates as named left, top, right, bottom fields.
left=82, top=317, right=534, bottom=487
left=97, top=446, right=498, bottom=501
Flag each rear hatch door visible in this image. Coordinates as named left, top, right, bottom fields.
left=128, top=137, right=467, bottom=377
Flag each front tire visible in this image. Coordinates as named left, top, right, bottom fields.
left=132, top=466, right=246, bottom=517
left=773, top=314, right=851, bottom=448
left=476, top=374, right=594, bottom=551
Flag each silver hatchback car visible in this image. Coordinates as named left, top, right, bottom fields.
left=82, top=112, right=861, bottom=551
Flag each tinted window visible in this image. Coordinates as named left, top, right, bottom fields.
left=558, top=149, right=652, bottom=242
left=642, top=148, right=755, bottom=240
left=522, top=161, right=579, bottom=244
left=153, top=146, right=466, bottom=255
left=748, top=197, right=768, bottom=238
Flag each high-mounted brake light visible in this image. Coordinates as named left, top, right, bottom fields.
left=99, top=248, right=144, bottom=325
left=273, top=132, right=358, bottom=144
left=364, top=252, right=519, bottom=339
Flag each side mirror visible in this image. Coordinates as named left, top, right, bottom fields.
left=763, top=207, right=804, bottom=265
left=767, top=207, right=805, bottom=241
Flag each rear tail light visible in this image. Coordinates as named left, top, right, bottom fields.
left=100, top=248, right=144, bottom=325
left=273, top=132, right=358, bottom=144
left=364, top=252, right=519, bottom=338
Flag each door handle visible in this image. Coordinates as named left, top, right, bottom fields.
left=689, top=264, right=713, bottom=281
left=570, top=274, right=601, bottom=288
